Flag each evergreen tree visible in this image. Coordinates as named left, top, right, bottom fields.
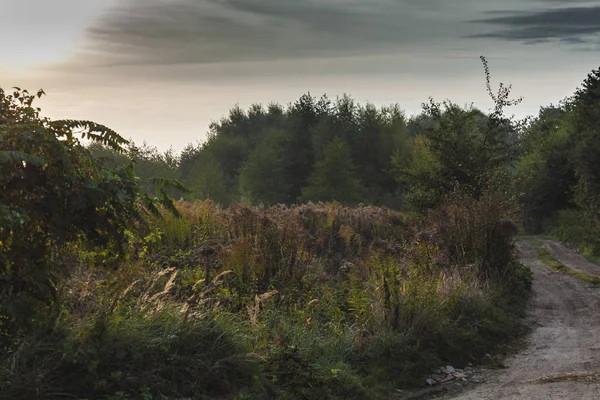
left=188, top=154, right=230, bottom=204
left=283, top=94, right=324, bottom=198
left=571, top=67, right=600, bottom=221
left=239, top=130, right=292, bottom=206
left=515, top=105, right=576, bottom=232
left=300, top=137, right=365, bottom=206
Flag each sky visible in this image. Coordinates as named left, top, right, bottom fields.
left=2, top=0, right=599, bottom=151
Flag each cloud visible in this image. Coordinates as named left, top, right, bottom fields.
left=468, top=6, right=600, bottom=46
left=83, top=0, right=469, bottom=66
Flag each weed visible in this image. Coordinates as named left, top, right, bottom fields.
left=0, top=199, right=530, bottom=398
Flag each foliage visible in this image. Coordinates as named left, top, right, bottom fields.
left=427, top=190, right=529, bottom=291
left=187, top=153, right=231, bottom=204
left=176, top=94, right=407, bottom=207
left=88, top=141, right=185, bottom=198
left=515, top=105, right=576, bottom=232
left=0, top=88, right=181, bottom=332
left=394, top=56, right=522, bottom=211
left=515, top=65, right=600, bottom=257
left=0, top=195, right=529, bottom=398
left=88, top=57, right=524, bottom=212
left=568, top=67, right=600, bottom=250
left=300, top=137, right=366, bottom=206
left=239, top=130, right=292, bottom=206
left=1, top=308, right=258, bottom=399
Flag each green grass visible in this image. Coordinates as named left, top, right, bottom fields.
left=536, top=248, right=600, bottom=285
left=579, top=246, right=600, bottom=266
left=527, top=237, right=544, bottom=248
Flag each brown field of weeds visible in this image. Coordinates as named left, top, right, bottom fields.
left=1, top=195, right=531, bottom=399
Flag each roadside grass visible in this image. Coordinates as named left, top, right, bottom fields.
left=526, top=237, right=544, bottom=248
left=536, top=248, right=600, bottom=286
left=540, top=209, right=600, bottom=265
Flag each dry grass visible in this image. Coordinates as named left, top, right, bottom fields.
left=0, top=196, right=531, bottom=399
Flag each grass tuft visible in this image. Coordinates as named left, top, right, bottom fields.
left=536, top=248, right=600, bottom=285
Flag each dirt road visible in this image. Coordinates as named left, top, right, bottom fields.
left=447, top=238, right=600, bottom=399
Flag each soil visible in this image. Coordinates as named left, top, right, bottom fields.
left=444, top=238, right=600, bottom=399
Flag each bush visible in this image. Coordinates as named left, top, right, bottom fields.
left=428, top=190, right=522, bottom=283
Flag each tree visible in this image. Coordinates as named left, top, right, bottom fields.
left=178, top=142, right=202, bottom=182
left=239, top=130, right=292, bottom=206
left=89, top=141, right=182, bottom=197
left=394, top=56, right=522, bottom=211
left=0, top=88, right=178, bottom=331
left=570, top=67, right=600, bottom=222
left=283, top=94, right=327, bottom=198
left=200, top=134, right=247, bottom=192
left=553, top=66, right=600, bottom=251
left=355, top=103, right=407, bottom=205
left=515, top=105, right=576, bottom=232
left=300, top=137, right=365, bottom=205
left=393, top=135, right=445, bottom=211
left=188, top=154, right=230, bottom=204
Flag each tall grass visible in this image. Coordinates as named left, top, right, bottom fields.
left=1, top=194, right=530, bottom=399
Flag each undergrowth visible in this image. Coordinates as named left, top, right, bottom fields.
left=1, top=195, right=531, bottom=399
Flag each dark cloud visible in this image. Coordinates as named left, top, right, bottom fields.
left=469, top=6, right=600, bottom=45
left=81, top=0, right=600, bottom=69
left=84, top=0, right=461, bottom=66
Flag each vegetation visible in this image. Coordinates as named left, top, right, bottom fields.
left=1, top=198, right=530, bottom=399
left=9, top=55, right=600, bottom=398
left=92, top=94, right=409, bottom=209
left=515, top=67, right=600, bottom=259
left=536, top=248, right=600, bottom=286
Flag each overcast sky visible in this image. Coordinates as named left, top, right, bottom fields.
left=2, top=0, right=599, bottom=151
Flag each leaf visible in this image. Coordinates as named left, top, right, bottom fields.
left=49, top=119, right=129, bottom=152
left=0, top=150, right=44, bottom=167
left=148, top=177, right=192, bottom=194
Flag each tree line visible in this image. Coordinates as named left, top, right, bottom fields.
left=90, top=68, right=521, bottom=212
left=89, top=61, right=600, bottom=257
left=516, top=67, right=600, bottom=255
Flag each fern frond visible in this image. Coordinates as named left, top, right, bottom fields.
left=49, top=119, right=129, bottom=152
left=156, top=188, right=182, bottom=218
left=149, top=177, right=192, bottom=194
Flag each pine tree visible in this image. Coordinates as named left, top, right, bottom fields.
left=188, top=154, right=230, bottom=204
left=570, top=67, right=600, bottom=229
left=239, top=130, right=292, bottom=206
left=300, top=137, right=365, bottom=205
